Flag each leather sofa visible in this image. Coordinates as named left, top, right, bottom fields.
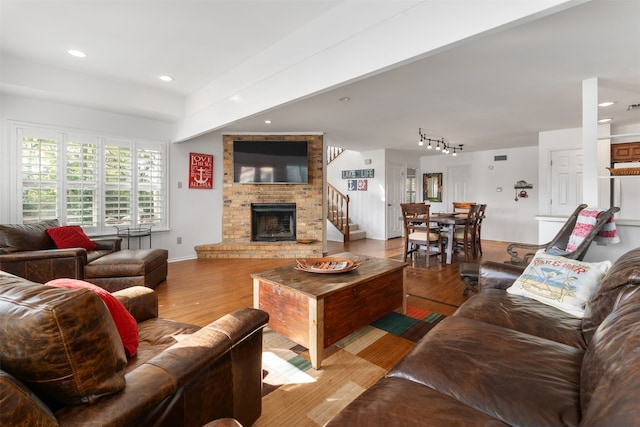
left=0, top=219, right=121, bottom=283
left=328, top=247, right=640, bottom=426
left=0, top=271, right=269, bottom=427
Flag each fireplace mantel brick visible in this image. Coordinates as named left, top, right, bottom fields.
left=195, top=134, right=324, bottom=259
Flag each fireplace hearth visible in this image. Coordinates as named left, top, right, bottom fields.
left=251, top=203, right=296, bottom=242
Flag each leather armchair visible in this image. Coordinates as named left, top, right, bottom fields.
left=0, top=219, right=121, bottom=283
left=0, top=272, right=268, bottom=426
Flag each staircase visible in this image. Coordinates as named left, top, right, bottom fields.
left=327, top=183, right=367, bottom=242
left=347, top=220, right=367, bottom=241
left=326, top=146, right=366, bottom=242
left=327, top=200, right=367, bottom=242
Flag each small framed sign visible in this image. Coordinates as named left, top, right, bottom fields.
left=342, top=169, right=374, bottom=179
left=189, top=152, right=213, bottom=189
left=348, top=179, right=368, bottom=191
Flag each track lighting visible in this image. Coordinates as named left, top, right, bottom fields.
left=418, top=128, right=463, bottom=155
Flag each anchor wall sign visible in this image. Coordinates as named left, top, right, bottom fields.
left=189, top=152, right=213, bottom=189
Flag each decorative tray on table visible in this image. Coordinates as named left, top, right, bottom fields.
left=294, top=257, right=361, bottom=274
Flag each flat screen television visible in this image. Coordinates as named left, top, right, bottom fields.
left=233, top=140, right=308, bottom=184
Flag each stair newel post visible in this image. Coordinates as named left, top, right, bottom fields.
left=344, top=194, right=350, bottom=243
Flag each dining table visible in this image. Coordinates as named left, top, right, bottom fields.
left=430, top=212, right=468, bottom=264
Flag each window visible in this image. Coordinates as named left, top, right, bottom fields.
left=405, top=168, right=417, bottom=202
left=15, top=124, right=167, bottom=235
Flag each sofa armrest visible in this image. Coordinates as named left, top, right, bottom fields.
left=0, top=249, right=86, bottom=283
left=479, top=261, right=525, bottom=291
left=1, top=370, right=58, bottom=427
left=91, top=237, right=122, bottom=252
left=112, top=286, right=158, bottom=322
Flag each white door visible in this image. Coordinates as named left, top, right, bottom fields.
left=446, top=165, right=472, bottom=207
left=551, top=149, right=583, bottom=216
left=386, top=164, right=404, bottom=239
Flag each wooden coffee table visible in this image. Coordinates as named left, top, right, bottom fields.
left=251, top=252, right=407, bottom=369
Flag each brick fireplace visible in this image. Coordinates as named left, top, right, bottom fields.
left=195, top=134, right=324, bottom=259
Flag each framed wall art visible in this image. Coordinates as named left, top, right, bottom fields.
left=423, top=172, right=443, bottom=202
left=189, top=152, right=213, bottom=189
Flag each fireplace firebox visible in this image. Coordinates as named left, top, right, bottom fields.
left=251, top=203, right=296, bottom=242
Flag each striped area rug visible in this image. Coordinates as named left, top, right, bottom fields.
left=256, top=306, right=445, bottom=427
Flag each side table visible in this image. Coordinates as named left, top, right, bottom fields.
left=114, top=224, right=153, bottom=249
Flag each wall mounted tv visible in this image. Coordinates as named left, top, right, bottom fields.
left=233, top=140, right=309, bottom=184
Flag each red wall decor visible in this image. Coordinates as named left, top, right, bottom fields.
left=189, top=152, right=213, bottom=189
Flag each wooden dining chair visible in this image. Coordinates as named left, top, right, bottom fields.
left=448, top=204, right=481, bottom=262
left=452, top=201, right=477, bottom=236
left=452, top=201, right=476, bottom=213
left=474, top=204, right=487, bottom=257
left=401, top=203, right=441, bottom=266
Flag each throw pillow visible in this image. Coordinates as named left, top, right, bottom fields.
left=45, top=225, right=97, bottom=251
left=47, top=279, right=138, bottom=357
left=506, top=250, right=612, bottom=318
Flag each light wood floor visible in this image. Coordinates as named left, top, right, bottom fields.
left=157, top=238, right=512, bottom=325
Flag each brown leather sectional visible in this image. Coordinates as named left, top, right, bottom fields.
left=0, top=271, right=269, bottom=426
left=328, top=247, right=640, bottom=426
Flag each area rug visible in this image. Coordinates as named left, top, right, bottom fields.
left=256, top=306, right=445, bottom=427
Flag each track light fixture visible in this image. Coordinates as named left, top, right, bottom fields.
left=418, top=128, right=463, bottom=155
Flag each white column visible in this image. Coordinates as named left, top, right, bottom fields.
left=582, top=78, right=599, bottom=207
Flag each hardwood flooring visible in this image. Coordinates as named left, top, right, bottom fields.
left=157, top=238, right=512, bottom=325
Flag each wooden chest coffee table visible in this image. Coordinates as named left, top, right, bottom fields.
left=251, top=252, right=407, bottom=369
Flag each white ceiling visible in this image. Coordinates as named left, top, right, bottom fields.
left=1, top=0, right=639, bottom=156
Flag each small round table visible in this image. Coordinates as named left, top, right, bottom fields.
left=114, top=225, right=153, bottom=249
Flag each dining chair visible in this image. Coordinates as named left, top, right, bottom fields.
left=451, top=201, right=477, bottom=238
left=474, top=204, right=487, bottom=257
left=401, top=203, right=441, bottom=267
left=452, top=202, right=476, bottom=213
left=448, top=204, right=481, bottom=262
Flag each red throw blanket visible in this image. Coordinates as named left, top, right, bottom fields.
left=566, top=208, right=619, bottom=252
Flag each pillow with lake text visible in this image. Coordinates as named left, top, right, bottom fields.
left=507, top=249, right=612, bottom=318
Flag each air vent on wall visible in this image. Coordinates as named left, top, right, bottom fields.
left=494, top=155, right=507, bottom=161
left=628, top=103, right=640, bottom=111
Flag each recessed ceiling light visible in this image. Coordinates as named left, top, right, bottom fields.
left=264, top=120, right=272, bottom=124
left=67, top=49, right=87, bottom=58
left=598, top=101, right=616, bottom=107
left=158, top=75, right=174, bottom=82
left=598, top=118, right=613, bottom=123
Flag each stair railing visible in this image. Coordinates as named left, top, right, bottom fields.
left=327, top=182, right=350, bottom=242
left=327, top=146, right=345, bottom=164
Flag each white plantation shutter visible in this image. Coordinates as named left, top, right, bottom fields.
left=15, top=123, right=167, bottom=234
left=19, top=128, right=61, bottom=222
left=65, top=135, right=99, bottom=231
left=104, top=140, right=133, bottom=227
left=137, top=145, right=164, bottom=225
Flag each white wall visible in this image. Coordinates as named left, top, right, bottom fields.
left=168, top=132, right=224, bottom=261
left=0, top=94, right=222, bottom=262
left=421, top=146, right=539, bottom=244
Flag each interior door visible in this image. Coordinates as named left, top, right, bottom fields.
left=386, top=164, right=404, bottom=239
left=446, top=165, right=472, bottom=206
left=551, top=149, right=583, bottom=216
